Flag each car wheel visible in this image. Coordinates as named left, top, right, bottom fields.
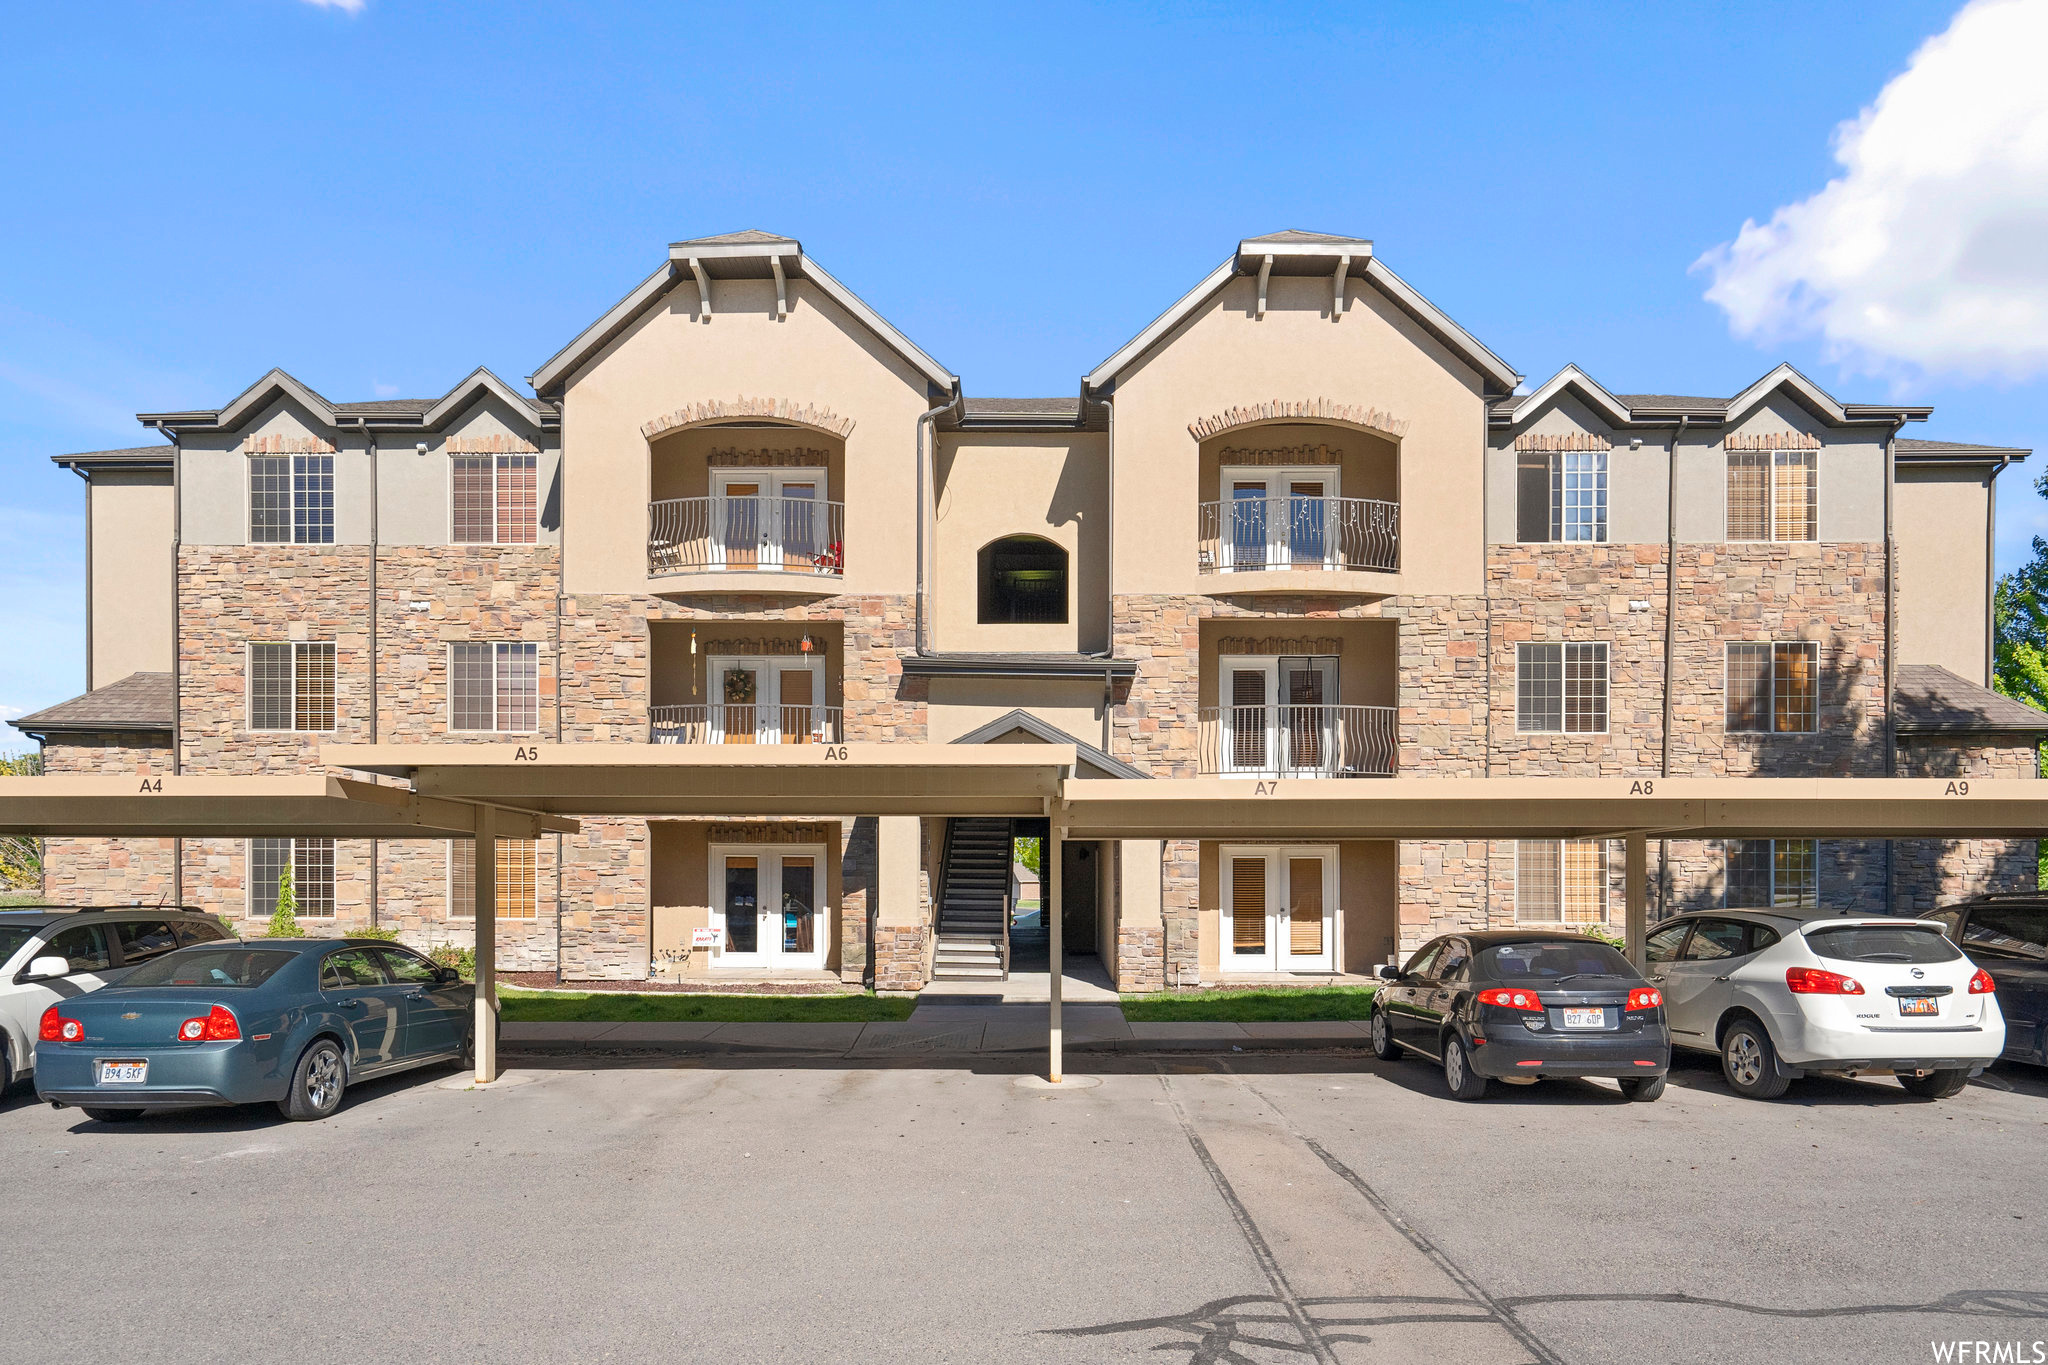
left=458, top=1026, right=476, bottom=1072
left=1617, top=1075, right=1666, bottom=1103
left=1442, top=1034, right=1488, bottom=1101
left=80, top=1107, right=145, bottom=1123
left=1720, top=1018, right=1792, bottom=1099
left=1897, top=1068, right=1970, bottom=1100
left=1369, top=1007, right=1401, bottom=1061
left=279, top=1039, right=347, bottom=1122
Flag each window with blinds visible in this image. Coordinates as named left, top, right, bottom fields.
left=451, top=454, right=539, bottom=544
left=1515, top=840, right=1608, bottom=923
left=449, top=839, right=540, bottom=919
left=1288, top=856, right=1323, bottom=955
left=248, top=838, right=335, bottom=917
left=449, top=641, right=540, bottom=732
left=1727, top=449, right=1816, bottom=542
left=1724, top=838, right=1817, bottom=910
left=247, top=642, right=336, bottom=731
left=1725, top=641, right=1818, bottom=733
left=1230, top=856, right=1266, bottom=955
left=1517, top=642, right=1608, bottom=733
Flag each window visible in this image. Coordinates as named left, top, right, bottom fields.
left=248, top=642, right=336, bottom=731
left=1516, top=642, right=1608, bottom=733
left=376, top=947, right=441, bottom=984
left=1220, top=847, right=1337, bottom=971
left=1727, top=448, right=1816, bottom=542
left=1726, top=642, right=1818, bottom=733
left=448, top=839, right=539, bottom=919
left=114, top=920, right=181, bottom=966
left=978, top=536, right=1068, bottom=624
left=320, top=949, right=388, bottom=990
left=1515, top=840, right=1608, bottom=923
left=249, top=453, right=334, bottom=544
left=35, top=923, right=111, bottom=975
left=1806, top=924, right=1960, bottom=965
left=450, top=642, right=539, bottom=732
left=1962, top=906, right=2048, bottom=961
left=452, top=454, right=539, bottom=544
left=1551, top=451, right=1607, bottom=542
left=1644, top=922, right=1691, bottom=965
left=1724, top=838, right=1817, bottom=911
left=1401, top=941, right=1444, bottom=979
left=249, top=838, right=336, bottom=918
left=1679, top=918, right=1750, bottom=961
left=174, top=919, right=229, bottom=946
left=124, top=948, right=291, bottom=989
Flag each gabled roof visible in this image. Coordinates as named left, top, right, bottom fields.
left=1498, top=365, right=1635, bottom=428
left=137, top=368, right=555, bottom=436
left=12, top=673, right=174, bottom=737
left=50, top=444, right=175, bottom=473
left=1723, top=363, right=1929, bottom=427
left=944, top=396, right=1110, bottom=433
left=1894, top=666, right=2048, bottom=735
left=528, top=231, right=956, bottom=396
left=1085, top=233, right=1520, bottom=396
left=1492, top=364, right=1935, bottom=433
left=1895, top=437, right=2030, bottom=464
left=949, top=708, right=1150, bottom=780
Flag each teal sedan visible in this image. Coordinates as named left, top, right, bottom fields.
left=34, top=938, right=475, bottom=1123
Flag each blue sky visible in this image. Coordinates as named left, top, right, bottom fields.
left=5, top=0, right=2045, bottom=727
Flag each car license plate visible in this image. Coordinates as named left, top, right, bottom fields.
left=1562, top=1007, right=1606, bottom=1029
left=1898, top=996, right=1940, bottom=1017
left=96, top=1059, right=147, bottom=1085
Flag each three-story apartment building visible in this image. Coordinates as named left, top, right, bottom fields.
left=19, top=229, right=2045, bottom=992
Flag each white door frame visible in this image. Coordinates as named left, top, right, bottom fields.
left=1220, top=466, right=1339, bottom=571
left=1219, top=844, right=1339, bottom=973
left=708, top=843, right=828, bottom=969
left=711, top=469, right=826, bottom=571
left=1219, top=655, right=1338, bottom=778
left=708, top=655, right=825, bottom=744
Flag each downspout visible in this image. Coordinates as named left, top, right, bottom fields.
left=1100, top=391, right=1115, bottom=752
left=163, top=423, right=184, bottom=908
left=1987, top=454, right=2011, bottom=688
left=553, top=413, right=565, bottom=982
left=913, top=383, right=963, bottom=655
left=1659, top=415, right=1688, bottom=916
left=78, top=464, right=92, bottom=690
left=1884, top=421, right=1900, bottom=912
left=359, top=418, right=380, bottom=926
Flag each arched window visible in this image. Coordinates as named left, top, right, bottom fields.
left=978, top=535, right=1068, bottom=624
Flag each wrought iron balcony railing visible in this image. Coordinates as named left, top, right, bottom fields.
left=1198, top=704, right=1398, bottom=777
left=1197, top=495, right=1399, bottom=574
left=648, top=495, right=846, bottom=577
left=649, top=704, right=845, bottom=745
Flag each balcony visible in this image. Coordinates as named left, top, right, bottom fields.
left=648, top=495, right=845, bottom=581
left=1198, top=495, right=1399, bottom=577
left=1198, top=704, right=1397, bottom=777
left=650, top=703, right=845, bottom=745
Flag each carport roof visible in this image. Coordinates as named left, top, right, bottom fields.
left=0, top=775, right=575, bottom=840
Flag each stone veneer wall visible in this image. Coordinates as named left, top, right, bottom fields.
left=38, top=733, right=177, bottom=906
left=1893, top=734, right=2040, bottom=912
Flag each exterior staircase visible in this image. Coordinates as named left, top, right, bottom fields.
left=931, top=817, right=1013, bottom=980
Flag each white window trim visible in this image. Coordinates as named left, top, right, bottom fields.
left=1218, top=465, right=1342, bottom=572
left=1215, top=654, right=1341, bottom=778
left=1722, top=640, right=1820, bottom=735
left=1549, top=450, right=1608, bottom=544
left=1217, top=844, right=1340, bottom=974
left=1727, top=446, right=1822, bottom=544
left=1511, top=839, right=1611, bottom=925
left=246, top=838, right=336, bottom=918
left=244, top=641, right=337, bottom=734
left=1514, top=641, right=1611, bottom=736
left=446, top=641, right=541, bottom=734
left=707, top=843, right=829, bottom=969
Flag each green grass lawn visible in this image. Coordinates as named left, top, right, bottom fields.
left=498, top=989, right=917, bottom=1024
left=1120, top=985, right=1378, bottom=1023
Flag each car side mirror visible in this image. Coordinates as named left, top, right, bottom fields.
left=1376, top=964, right=1402, bottom=982
left=434, top=967, right=461, bottom=984
left=25, top=955, right=71, bottom=982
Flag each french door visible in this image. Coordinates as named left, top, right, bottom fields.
left=709, top=656, right=825, bottom=745
left=1221, top=846, right=1337, bottom=973
left=711, top=470, right=823, bottom=571
left=711, top=847, right=825, bottom=968
left=1221, top=656, right=1338, bottom=776
left=1223, top=468, right=1337, bottom=571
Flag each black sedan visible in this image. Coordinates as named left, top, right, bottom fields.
left=1371, top=930, right=1671, bottom=1101
left=1923, top=895, right=2048, bottom=1067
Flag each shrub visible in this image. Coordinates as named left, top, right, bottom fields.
left=264, top=866, right=305, bottom=938
left=351, top=925, right=401, bottom=942
left=429, top=943, right=476, bottom=982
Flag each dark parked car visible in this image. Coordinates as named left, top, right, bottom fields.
left=1921, top=895, right=2048, bottom=1067
left=1370, top=931, right=1671, bottom=1101
left=35, top=938, right=475, bottom=1123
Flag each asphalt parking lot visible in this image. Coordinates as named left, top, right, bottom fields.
left=3, top=1046, right=2046, bottom=1365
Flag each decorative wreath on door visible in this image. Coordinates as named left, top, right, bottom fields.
left=724, top=670, right=757, bottom=705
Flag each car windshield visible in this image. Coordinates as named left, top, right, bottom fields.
left=119, top=948, right=293, bottom=989
left=0, top=926, right=34, bottom=964
left=1805, top=924, right=1960, bottom=965
left=1962, top=907, right=2048, bottom=962
left=1480, top=941, right=1635, bottom=980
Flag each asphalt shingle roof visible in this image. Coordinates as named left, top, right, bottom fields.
left=1894, top=665, right=2048, bottom=734
left=52, top=444, right=175, bottom=466
left=12, top=673, right=175, bottom=735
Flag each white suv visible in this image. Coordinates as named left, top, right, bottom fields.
left=0, top=908, right=231, bottom=1092
left=1643, top=912, right=2004, bottom=1100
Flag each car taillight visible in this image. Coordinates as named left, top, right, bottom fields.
left=179, top=1005, right=240, bottom=1042
left=1627, top=987, right=1662, bottom=1011
left=1477, top=987, right=1544, bottom=1011
left=1968, top=969, right=1996, bottom=995
left=1786, top=966, right=1864, bottom=995
left=39, top=1006, right=76, bottom=1042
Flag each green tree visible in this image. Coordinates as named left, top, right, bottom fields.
left=266, top=862, right=305, bottom=938
left=0, top=750, right=43, bottom=891
left=1014, top=836, right=1042, bottom=877
left=1991, top=467, right=2048, bottom=884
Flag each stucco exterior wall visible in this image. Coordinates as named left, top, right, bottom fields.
left=88, top=472, right=174, bottom=689
left=1895, top=464, right=1992, bottom=685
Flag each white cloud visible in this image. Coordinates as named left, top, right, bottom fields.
left=1695, top=0, right=2048, bottom=382
left=300, top=0, right=366, bottom=13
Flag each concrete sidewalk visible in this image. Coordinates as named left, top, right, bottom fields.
left=501, top=1004, right=1375, bottom=1057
